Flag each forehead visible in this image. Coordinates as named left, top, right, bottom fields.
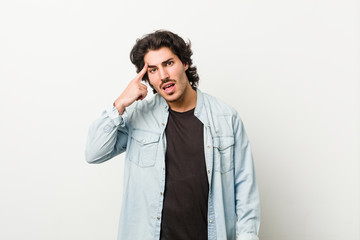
left=144, top=47, right=179, bottom=65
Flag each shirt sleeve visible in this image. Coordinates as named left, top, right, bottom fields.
left=85, top=104, right=130, bottom=164
left=233, top=114, right=261, bottom=240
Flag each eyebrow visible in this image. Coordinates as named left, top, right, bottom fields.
left=148, top=58, right=174, bottom=68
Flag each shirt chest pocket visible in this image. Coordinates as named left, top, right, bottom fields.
left=128, top=130, right=160, bottom=167
left=213, top=136, right=235, bottom=173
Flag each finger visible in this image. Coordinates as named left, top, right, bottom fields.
left=139, top=83, right=147, bottom=89
left=136, top=89, right=148, bottom=101
left=135, top=63, right=148, bottom=82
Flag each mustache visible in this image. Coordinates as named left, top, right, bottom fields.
left=161, top=77, right=172, bottom=83
left=160, top=78, right=175, bottom=86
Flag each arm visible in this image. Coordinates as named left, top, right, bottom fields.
left=234, top=114, right=261, bottom=240
left=85, top=106, right=129, bottom=164
left=85, top=64, right=149, bottom=164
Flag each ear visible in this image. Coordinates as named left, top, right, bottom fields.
left=184, top=63, right=189, bottom=71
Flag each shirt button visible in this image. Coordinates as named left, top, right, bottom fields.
left=208, top=170, right=210, bottom=174
left=160, top=192, right=163, bottom=195
left=162, top=123, right=165, bottom=126
left=207, top=145, right=211, bottom=148
left=218, top=146, right=222, bottom=150
left=195, top=111, right=198, bottom=115
left=142, top=139, right=146, bottom=143
left=157, top=217, right=160, bottom=220
left=209, top=219, right=213, bottom=223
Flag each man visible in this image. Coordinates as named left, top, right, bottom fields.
left=85, top=30, right=260, bottom=240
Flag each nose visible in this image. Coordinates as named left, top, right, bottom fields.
left=159, top=67, right=169, bottom=81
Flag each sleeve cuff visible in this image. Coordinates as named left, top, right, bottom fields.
left=105, top=104, right=125, bottom=127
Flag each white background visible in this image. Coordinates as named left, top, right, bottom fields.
left=0, top=0, right=359, bottom=239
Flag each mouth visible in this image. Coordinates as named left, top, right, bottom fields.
left=162, top=82, right=175, bottom=94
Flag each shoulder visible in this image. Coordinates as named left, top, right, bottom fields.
left=126, top=94, right=163, bottom=114
left=201, top=91, right=238, bottom=116
left=124, top=94, right=165, bottom=130
left=200, top=91, right=247, bottom=138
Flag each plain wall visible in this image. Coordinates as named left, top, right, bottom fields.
left=0, top=0, right=359, bottom=239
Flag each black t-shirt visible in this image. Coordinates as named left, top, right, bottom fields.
left=160, top=108, right=209, bottom=240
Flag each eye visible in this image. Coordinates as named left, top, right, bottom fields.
left=166, top=61, right=174, bottom=66
left=148, top=68, right=157, bottom=73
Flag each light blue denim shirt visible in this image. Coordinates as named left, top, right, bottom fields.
left=85, top=89, right=260, bottom=240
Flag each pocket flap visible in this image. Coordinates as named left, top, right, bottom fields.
left=131, top=130, right=160, bottom=145
left=213, top=136, right=234, bottom=150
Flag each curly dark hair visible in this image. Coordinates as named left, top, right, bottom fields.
left=130, top=30, right=199, bottom=93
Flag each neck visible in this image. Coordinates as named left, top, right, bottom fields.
left=167, top=85, right=197, bottom=112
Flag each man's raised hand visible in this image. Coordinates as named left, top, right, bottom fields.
left=114, top=64, right=149, bottom=115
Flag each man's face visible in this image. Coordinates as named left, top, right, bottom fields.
left=144, top=47, right=191, bottom=103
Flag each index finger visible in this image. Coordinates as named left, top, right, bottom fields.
left=135, top=63, right=148, bottom=82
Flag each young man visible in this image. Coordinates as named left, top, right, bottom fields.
left=85, top=30, right=260, bottom=240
